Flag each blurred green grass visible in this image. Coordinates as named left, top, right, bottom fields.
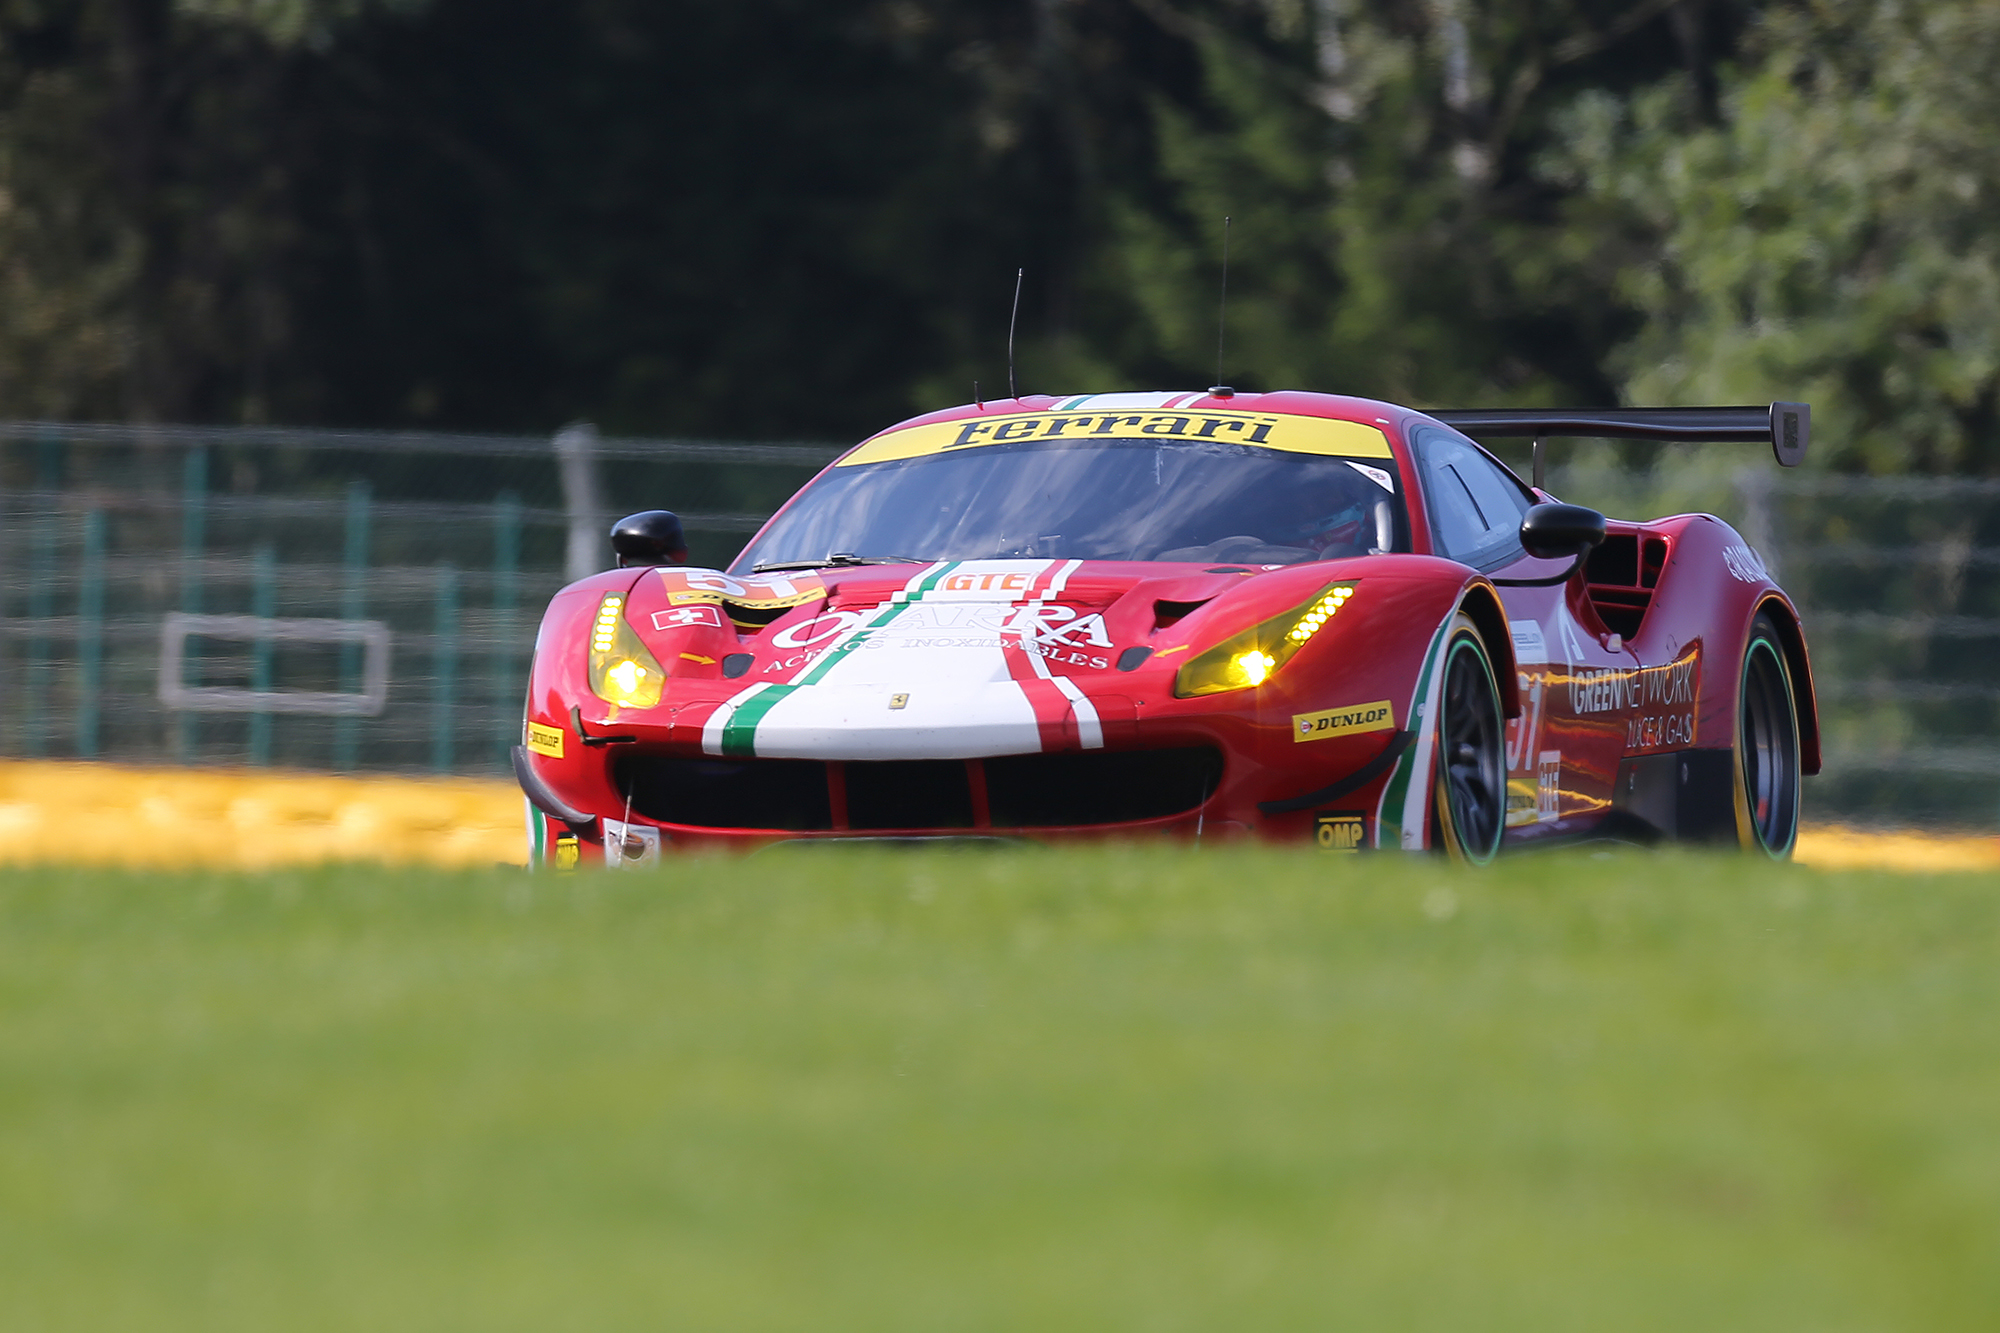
left=3, top=846, right=1998, bottom=1331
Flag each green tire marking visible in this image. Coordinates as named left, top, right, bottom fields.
left=1376, top=614, right=1451, bottom=848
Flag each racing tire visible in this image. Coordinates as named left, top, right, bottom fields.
left=1431, top=614, right=1506, bottom=864
left=1735, top=610, right=1801, bottom=859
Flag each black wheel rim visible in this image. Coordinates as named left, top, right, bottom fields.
left=1741, top=638, right=1799, bottom=854
left=1441, top=635, right=1505, bottom=860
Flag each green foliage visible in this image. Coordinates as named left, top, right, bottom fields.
left=4, top=846, right=2000, bottom=1329
left=1554, top=0, right=2000, bottom=474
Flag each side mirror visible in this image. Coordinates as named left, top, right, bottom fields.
left=1519, top=503, right=1606, bottom=561
left=611, top=510, right=689, bottom=567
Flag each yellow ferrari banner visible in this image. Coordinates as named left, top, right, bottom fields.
left=839, top=409, right=1393, bottom=466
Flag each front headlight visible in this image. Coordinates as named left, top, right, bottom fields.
left=1172, top=583, right=1356, bottom=698
left=587, top=592, right=666, bottom=709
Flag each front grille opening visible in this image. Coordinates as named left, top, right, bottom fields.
left=986, top=747, right=1223, bottom=827
left=614, top=754, right=832, bottom=830
left=611, top=747, right=1223, bottom=832
left=844, top=760, right=974, bottom=830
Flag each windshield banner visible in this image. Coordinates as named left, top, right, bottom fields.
left=839, top=409, right=1393, bottom=467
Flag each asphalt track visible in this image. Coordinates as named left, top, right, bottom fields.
left=1, top=760, right=1994, bottom=872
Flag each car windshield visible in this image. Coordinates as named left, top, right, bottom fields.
left=732, top=436, right=1408, bottom=571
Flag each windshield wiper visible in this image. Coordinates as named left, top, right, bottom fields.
left=752, top=552, right=935, bottom=573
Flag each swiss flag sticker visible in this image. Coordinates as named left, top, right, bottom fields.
left=651, top=605, right=724, bottom=631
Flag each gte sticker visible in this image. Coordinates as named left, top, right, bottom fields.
left=1316, top=811, right=1368, bottom=851
left=1293, top=700, right=1395, bottom=743
left=1537, top=750, right=1561, bottom=823
left=525, top=720, right=565, bottom=758
left=652, top=605, right=724, bottom=631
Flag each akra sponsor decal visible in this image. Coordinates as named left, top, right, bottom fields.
left=1316, top=811, right=1368, bottom=851
left=1293, top=700, right=1396, bottom=743
left=525, top=720, right=565, bottom=759
left=839, top=409, right=1392, bottom=467
left=1722, top=544, right=1769, bottom=583
left=651, top=604, right=724, bottom=631
left=771, top=610, right=866, bottom=648
left=658, top=567, right=826, bottom=610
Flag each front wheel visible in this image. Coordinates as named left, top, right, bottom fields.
left=1431, top=616, right=1506, bottom=864
left=1736, top=611, right=1802, bottom=858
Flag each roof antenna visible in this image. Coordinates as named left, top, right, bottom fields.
left=1007, top=267, right=1024, bottom=400
left=1210, top=217, right=1233, bottom=399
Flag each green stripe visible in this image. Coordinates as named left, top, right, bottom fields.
left=732, top=563, right=962, bottom=755
left=722, top=685, right=797, bottom=757
left=1376, top=616, right=1451, bottom=848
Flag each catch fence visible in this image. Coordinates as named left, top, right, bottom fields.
left=0, top=422, right=833, bottom=775
left=0, top=421, right=1993, bottom=830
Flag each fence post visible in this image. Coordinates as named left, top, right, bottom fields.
left=334, top=480, right=371, bottom=772
left=176, top=447, right=207, bottom=761
left=24, top=431, right=62, bottom=756
left=555, top=422, right=602, bottom=583
left=77, top=509, right=105, bottom=758
left=433, top=561, right=459, bottom=773
left=492, top=491, right=520, bottom=763
left=249, top=544, right=275, bottom=766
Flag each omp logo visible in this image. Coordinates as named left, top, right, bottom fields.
left=1316, top=812, right=1367, bottom=851
left=1292, top=700, right=1395, bottom=743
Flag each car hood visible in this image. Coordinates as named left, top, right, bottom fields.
left=624, top=557, right=1361, bottom=760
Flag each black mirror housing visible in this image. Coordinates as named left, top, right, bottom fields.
left=611, top=510, right=688, bottom=567
left=1519, top=503, right=1607, bottom=561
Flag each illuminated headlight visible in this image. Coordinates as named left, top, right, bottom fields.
left=587, top=593, right=666, bottom=709
left=1173, top=584, right=1355, bottom=698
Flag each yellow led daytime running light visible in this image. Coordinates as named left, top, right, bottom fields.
left=586, top=593, right=666, bottom=709
left=1172, top=582, right=1358, bottom=698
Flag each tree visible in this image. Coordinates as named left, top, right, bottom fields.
left=1556, top=0, right=2000, bottom=475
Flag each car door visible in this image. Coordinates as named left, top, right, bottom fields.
left=1410, top=425, right=1624, bottom=842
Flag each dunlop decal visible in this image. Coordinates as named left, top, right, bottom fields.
left=1293, top=700, right=1395, bottom=743
left=525, top=720, right=565, bottom=759
left=839, top=409, right=1392, bottom=466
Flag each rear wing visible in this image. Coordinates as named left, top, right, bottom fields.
left=1429, top=404, right=1809, bottom=480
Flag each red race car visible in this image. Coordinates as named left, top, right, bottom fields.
left=514, top=390, right=1816, bottom=867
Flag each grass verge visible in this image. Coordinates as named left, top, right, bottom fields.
left=3, top=846, right=1998, bottom=1331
